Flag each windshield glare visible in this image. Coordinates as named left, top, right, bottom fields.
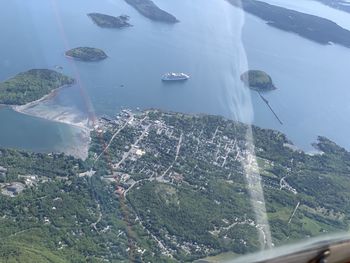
left=0, top=0, right=349, bottom=262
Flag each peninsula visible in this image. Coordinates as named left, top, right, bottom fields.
left=124, top=0, right=178, bottom=23
left=65, top=47, right=107, bottom=62
left=88, top=13, right=132, bottom=28
left=241, top=70, right=276, bottom=91
left=227, top=0, right=350, bottom=48
left=0, top=69, right=74, bottom=105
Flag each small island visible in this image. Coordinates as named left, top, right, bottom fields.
left=88, top=13, right=132, bottom=28
left=241, top=70, right=276, bottom=91
left=0, top=69, right=74, bottom=105
left=65, top=47, right=108, bottom=62
left=125, top=0, right=178, bottom=23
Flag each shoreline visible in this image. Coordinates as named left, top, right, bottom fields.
left=10, top=84, right=68, bottom=111
left=9, top=85, right=92, bottom=160
left=11, top=85, right=91, bottom=130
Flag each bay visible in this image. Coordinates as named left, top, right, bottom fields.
left=0, top=107, right=83, bottom=154
left=0, top=0, right=349, bottom=155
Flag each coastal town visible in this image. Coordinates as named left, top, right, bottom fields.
left=91, top=109, right=250, bottom=195
left=2, top=0, right=350, bottom=261
left=0, top=108, right=349, bottom=261
left=84, top=109, right=348, bottom=260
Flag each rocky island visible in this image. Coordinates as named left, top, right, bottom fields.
left=125, top=0, right=178, bottom=23
left=227, top=0, right=350, bottom=48
left=65, top=47, right=107, bottom=62
left=0, top=69, right=74, bottom=105
left=88, top=13, right=132, bottom=28
left=241, top=70, right=276, bottom=91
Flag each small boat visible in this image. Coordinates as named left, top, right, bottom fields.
left=162, top=72, right=190, bottom=81
left=55, top=65, right=63, bottom=70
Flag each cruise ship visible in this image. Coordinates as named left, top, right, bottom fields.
left=162, top=72, right=190, bottom=81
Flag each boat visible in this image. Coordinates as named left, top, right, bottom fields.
left=162, top=72, right=190, bottom=81
left=54, top=65, right=63, bottom=70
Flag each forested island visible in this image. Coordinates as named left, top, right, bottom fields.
left=0, top=69, right=74, bottom=105
left=316, top=0, right=350, bottom=13
left=88, top=13, right=132, bottom=28
left=1, top=109, right=350, bottom=262
left=241, top=70, right=276, bottom=91
left=227, top=0, right=350, bottom=48
left=125, top=0, right=178, bottom=23
left=65, top=47, right=107, bottom=62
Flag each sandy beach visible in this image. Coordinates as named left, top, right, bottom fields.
left=11, top=86, right=92, bottom=160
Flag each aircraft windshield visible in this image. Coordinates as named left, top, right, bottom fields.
left=0, top=0, right=349, bottom=262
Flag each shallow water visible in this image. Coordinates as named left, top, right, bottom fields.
left=0, top=107, right=83, bottom=154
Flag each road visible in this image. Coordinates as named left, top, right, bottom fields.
left=113, top=123, right=150, bottom=170
left=94, top=116, right=134, bottom=163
